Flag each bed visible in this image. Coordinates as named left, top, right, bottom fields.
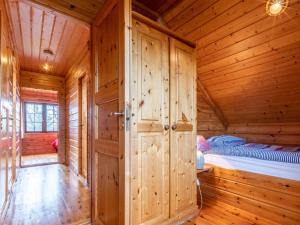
left=197, top=135, right=300, bottom=225
left=198, top=135, right=300, bottom=181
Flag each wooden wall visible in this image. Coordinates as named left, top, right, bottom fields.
left=22, top=133, right=57, bottom=155
left=20, top=88, right=58, bottom=155
left=20, top=70, right=65, bottom=162
left=0, top=0, right=20, bottom=221
left=198, top=166, right=300, bottom=225
left=65, top=47, right=90, bottom=175
left=197, top=88, right=225, bottom=134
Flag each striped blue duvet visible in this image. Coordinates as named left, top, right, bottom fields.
left=205, top=145, right=300, bottom=164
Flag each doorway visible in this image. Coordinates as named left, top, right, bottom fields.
left=78, top=75, right=88, bottom=182
left=20, top=88, right=59, bottom=167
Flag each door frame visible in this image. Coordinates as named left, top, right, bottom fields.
left=78, top=73, right=90, bottom=185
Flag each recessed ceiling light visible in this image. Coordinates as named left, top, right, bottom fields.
left=1, top=56, right=8, bottom=64
left=266, top=0, right=288, bottom=16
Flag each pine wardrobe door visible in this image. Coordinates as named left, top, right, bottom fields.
left=169, top=38, right=198, bottom=219
left=130, top=20, right=170, bottom=225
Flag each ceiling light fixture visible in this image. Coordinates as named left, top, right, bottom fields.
left=43, top=63, right=50, bottom=71
left=43, top=49, right=54, bottom=55
left=266, top=0, right=289, bottom=16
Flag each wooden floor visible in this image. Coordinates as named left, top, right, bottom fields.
left=21, top=153, right=58, bottom=166
left=186, top=199, right=281, bottom=225
left=3, top=164, right=90, bottom=225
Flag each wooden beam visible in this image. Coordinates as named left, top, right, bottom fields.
left=198, top=80, right=228, bottom=129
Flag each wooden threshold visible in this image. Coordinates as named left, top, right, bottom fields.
left=21, top=161, right=59, bottom=168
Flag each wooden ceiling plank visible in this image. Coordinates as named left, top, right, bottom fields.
left=19, top=1, right=32, bottom=70
left=174, top=0, right=242, bottom=36
left=162, top=0, right=197, bottom=23
left=8, top=0, right=25, bottom=65
left=61, top=26, right=89, bottom=75
left=27, top=0, right=94, bottom=23
left=198, top=16, right=300, bottom=66
left=47, top=16, right=66, bottom=64
left=196, top=0, right=300, bottom=50
left=200, top=53, right=300, bottom=86
left=39, top=10, right=55, bottom=69
left=166, top=0, right=218, bottom=31
left=199, top=42, right=300, bottom=80
left=156, top=0, right=183, bottom=15
left=197, top=2, right=300, bottom=55
left=52, top=20, right=77, bottom=75
left=31, top=6, right=43, bottom=72
left=198, top=30, right=300, bottom=74
left=186, top=0, right=264, bottom=40
left=198, top=81, right=228, bottom=129
left=206, top=69, right=300, bottom=92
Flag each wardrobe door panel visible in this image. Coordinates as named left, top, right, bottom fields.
left=170, top=38, right=198, bottom=217
left=131, top=20, right=170, bottom=225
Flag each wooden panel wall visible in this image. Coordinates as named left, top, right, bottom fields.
left=198, top=166, right=300, bottom=225
left=20, top=88, right=58, bottom=155
left=163, top=0, right=300, bottom=124
left=0, top=0, right=20, bottom=221
left=197, top=88, right=225, bottom=135
left=21, top=87, right=58, bottom=103
left=20, top=70, right=66, bottom=163
left=22, top=133, right=57, bottom=155
left=65, top=47, right=90, bottom=175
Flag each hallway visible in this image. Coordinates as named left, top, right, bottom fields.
left=3, top=165, right=90, bottom=225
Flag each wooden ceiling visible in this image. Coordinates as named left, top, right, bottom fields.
left=135, top=0, right=182, bottom=15
left=162, top=0, right=300, bottom=124
left=26, top=0, right=105, bottom=23
left=8, top=0, right=91, bottom=76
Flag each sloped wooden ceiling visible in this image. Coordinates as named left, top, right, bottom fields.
left=135, top=0, right=182, bottom=15
left=162, top=0, right=300, bottom=124
left=8, top=0, right=90, bottom=76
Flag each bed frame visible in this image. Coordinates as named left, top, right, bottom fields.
left=197, top=165, right=300, bottom=225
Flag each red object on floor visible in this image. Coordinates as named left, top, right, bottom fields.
left=51, top=139, right=58, bottom=151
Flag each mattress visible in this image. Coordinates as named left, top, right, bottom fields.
left=204, top=153, right=300, bottom=181
left=204, top=145, right=300, bottom=164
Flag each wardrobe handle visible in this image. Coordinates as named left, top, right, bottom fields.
left=171, top=124, right=177, bottom=131
left=164, top=125, right=169, bottom=131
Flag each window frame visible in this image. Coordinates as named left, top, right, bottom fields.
left=24, top=102, right=59, bottom=133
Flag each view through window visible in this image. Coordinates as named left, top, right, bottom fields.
left=25, top=102, right=58, bottom=132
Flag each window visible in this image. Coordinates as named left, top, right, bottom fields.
left=25, top=102, right=58, bottom=133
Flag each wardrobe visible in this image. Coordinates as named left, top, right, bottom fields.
left=129, top=15, right=198, bottom=225
left=91, top=1, right=197, bottom=223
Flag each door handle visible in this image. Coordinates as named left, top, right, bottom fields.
left=171, top=124, right=177, bottom=131
left=164, top=125, right=169, bottom=131
left=109, top=112, right=124, bottom=117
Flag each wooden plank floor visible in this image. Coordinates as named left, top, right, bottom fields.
left=185, top=199, right=281, bottom=225
left=21, top=153, right=58, bottom=166
left=3, top=164, right=90, bottom=225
